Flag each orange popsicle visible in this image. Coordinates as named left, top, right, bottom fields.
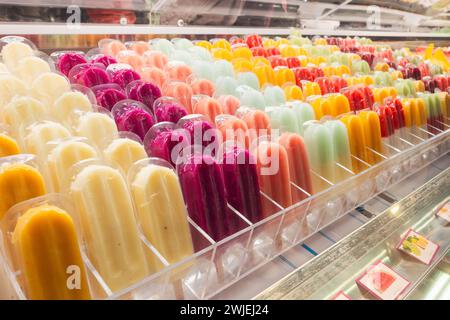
left=7, top=203, right=91, bottom=299
left=278, top=133, right=312, bottom=202
left=340, top=114, right=369, bottom=173
left=0, top=134, right=20, bottom=157
left=192, top=96, right=223, bottom=124
left=0, top=162, right=46, bottom=219
left=254, top=141, right=292, bottom=217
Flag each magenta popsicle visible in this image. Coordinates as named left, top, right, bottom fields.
left=112, top=100, right=155, bottom=140
left=178, top=153, right=237, bottom=242
left=126, top=80, right=162, bottom=109
left=56, top=52, right=87, bottom=77
left=90, top=54, right=117, bottom=68
left=178, top=115, right=219, bottom=150
left=110, top=68, right=141, bottom=88
left=69, top=64, right=110, bottom=87
left=93, top=85, right=126, bottom=111
left=144, top=123, right=189, bottom=167
left=152, top=97, right=188, bottom=123
left=221, top=146, right=262, bottom=223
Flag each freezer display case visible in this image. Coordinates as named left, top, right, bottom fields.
left=0, top=0, right=448, bottom=300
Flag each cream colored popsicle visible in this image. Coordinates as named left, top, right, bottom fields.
left=53, top=91, right=93, bottom=124
left=1, top=40, right=34, bottom=71
left=14, top=56, right=51, bottom=84
left=31, top=73, right=71, bottom=107
left=47, top=139, right=98, bottom=192
left=129, top=160, right=194, bottom=269
left=103, top=138, right=147, bottom=174
left=0, top=74, right=27, bottom=108
left=75, top=112, right=119, bottom=149
left=24, top=121, right=72, bottom=160
left=70, top=164, right=149, bottom=291
left=3, top=97, right=47, bottom=132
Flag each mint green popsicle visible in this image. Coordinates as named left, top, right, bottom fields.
left=323, top=120, right=353, bottom=180
left=304, top=123, right=335, bottom=192
left=288, top=101, right=315, bottom=135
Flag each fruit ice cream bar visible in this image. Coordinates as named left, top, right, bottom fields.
left=221, top=146, right=262, bottom=223
left=323, top=120, right=353, bottom=179
left=278, top=133, right=312, bottom=202
left=14, top=56, right=51, bottom=85
left=112, top=100, right=155, bottom=141
left=267, top=106, right=301, bottom=134
left=341, top=86, right=374, bottom=111
left=0, top=37, right=35, bottom=72
left=129, top=159, right=194, bottom=267
left=45, top=137, right=98, bottom=191
left=3, top=97, right=48, bottom=136
left=53, top=91, right=93, bottom=124
left=401, top=98, right=427, bottom=128
left=254, top=141, right=293, bottom=217
left=192, top=96, right=223, bottom=124
left=420, top=93, right=445, bottom=132
left=0, top=133, right=20, bottom=157
left=237, top=108, right=271, bottom=143
left=163, top=81, right=193, bottom=113
left=69, top=64, right=110, bottom=88
left=340, top=114, right=369, bottom=173
left=92, top=84, right=126, bottom=111
left=31, top=72, right=72, bottom=107
left=126, top=80, right=162, bottom=110
left=358, top=110, right=384, bottom=165
left=70, top=164, right=149, bottom=291
left=24, top=121, right=72, bottom=160
left=263, top=85, right=286, bottom=107
left=304, top=123, right=335, bottom=192
left=75, top=111, right=119, bottom=149
left=0, top=161, right=46, bottom=219
left=372, top=87, right=397, bottom=105
left=53, top=51, right=87, bottom=77
left=215, top=115, right=250, bottom=148
left=287, top=102, right=315, bottom=135
left=178, top=115, right=219, bottom=150
left=144, top=123, right=189, bottom=167
left=0, top=75, right=28, bottom=110
left=217, top=95, right=240, bottom=115
left=5, top=203, right=91, bottom=299
left=107, top=64, right=141, bottom=89
left=191, top=78, right=215, bottom=97
left=237, top=86, right=266, bottom=110
left=103, top=137, right=147, bottom=174
left=178, top=153, right=236, bottom=241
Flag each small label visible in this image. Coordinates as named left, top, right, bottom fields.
left=397, top=229, right=439, bottom=265
left=356, top=260, right=410, bottom=300
left=436, top=202, right=450, bottom=223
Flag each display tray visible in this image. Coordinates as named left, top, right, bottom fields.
left=255, top=167, right=450, bottom=300
left=97, top=127, right=449, bottom=300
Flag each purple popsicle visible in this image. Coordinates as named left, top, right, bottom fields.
left=93, top=85, right=126, bottom=111
left=127, top=80, right=162, bottom=109
left=90, top=54, right=117, bottom=68
left=112, top=99, right=155, bottom=140
left=177, top=153, right=238, bottom=242
left=110, top=68, right=141, bottom=89
left=69, top=63, right=110, bottom=87
left=144, top=122, right=190, bottom=167
left=221, top=146, right=262, bottom=223
left=56, top=52, right=87, bottom=77
left=153, top=97, right=188, bottom=123
left=178, top=115, right=219, bottom=152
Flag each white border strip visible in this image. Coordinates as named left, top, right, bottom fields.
left=0, top=23, right=449, bottom=38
